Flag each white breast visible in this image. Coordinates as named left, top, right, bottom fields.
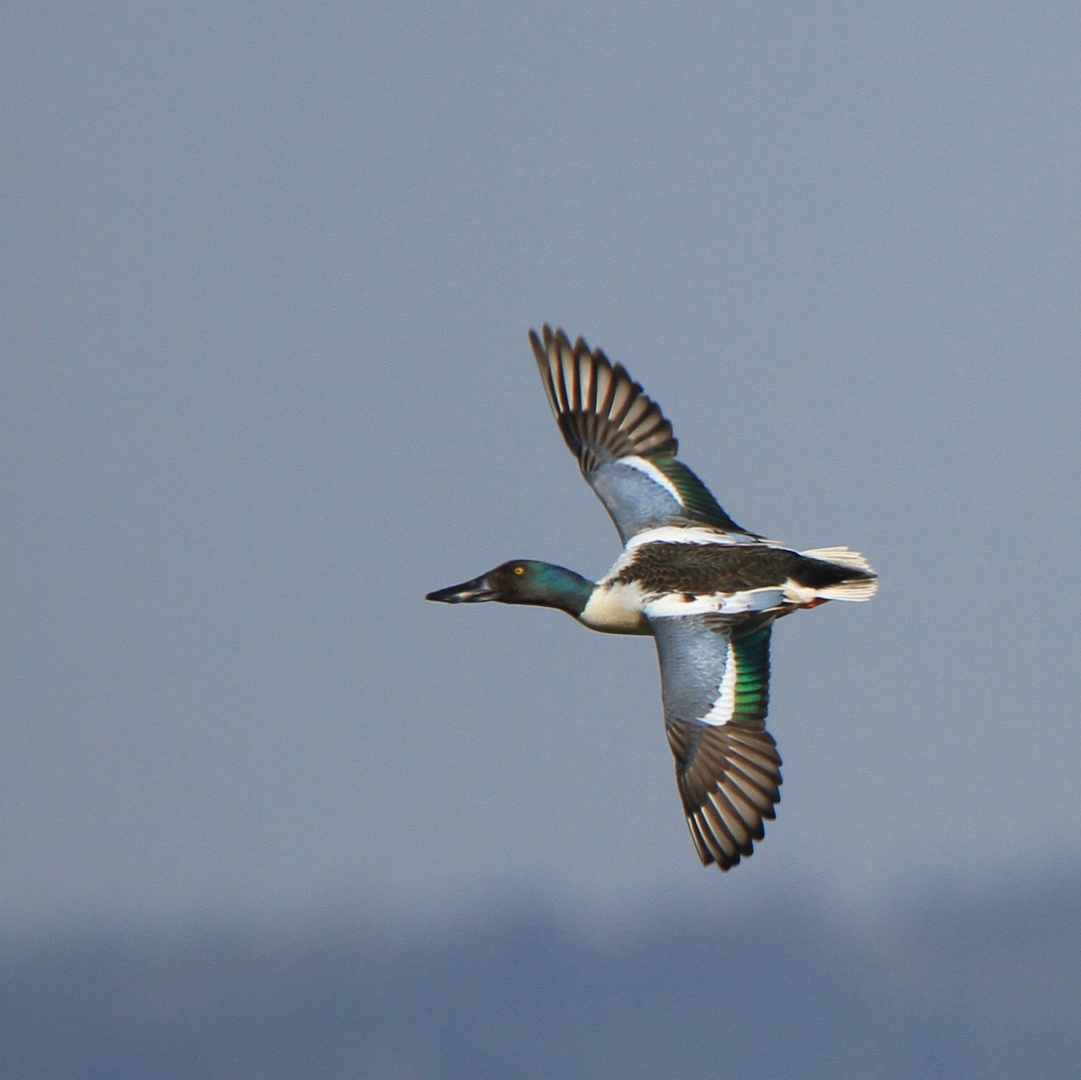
left=580, top=580, right=651, bottom=634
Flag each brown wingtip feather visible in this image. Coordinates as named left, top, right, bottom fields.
left=529, top=325, right=679, bottom=471
left=666, top=718, right=783, bottom=870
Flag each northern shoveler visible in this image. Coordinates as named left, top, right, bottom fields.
left=427, top=326, right=877, bottom=870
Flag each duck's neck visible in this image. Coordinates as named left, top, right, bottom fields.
left=524, top=564, right=594, bottom=618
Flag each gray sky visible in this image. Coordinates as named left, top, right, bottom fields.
left=4, top=2, right=1079, bottom=931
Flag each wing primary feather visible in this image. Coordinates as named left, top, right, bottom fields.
left=606, top=373, right=636, bottom=430
left=595, top=361, right=617, bottom=420
left=701, top=800, right=742, bottom=853
left=695, top=806, right=736, bottom=864
left=686, top=815, right=718, bottom=866
left=529, top=329, right=562, bottom=420
left=569, top=338, right=584, bottom=412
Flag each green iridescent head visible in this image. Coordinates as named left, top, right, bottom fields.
left=426, top=560, right=593, bottom=617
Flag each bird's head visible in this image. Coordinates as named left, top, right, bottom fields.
left=425, top=560, right=592, bottom=616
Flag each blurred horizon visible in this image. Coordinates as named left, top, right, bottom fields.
left=4, top=866, right=1080, bottom=1078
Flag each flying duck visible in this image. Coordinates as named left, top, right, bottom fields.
left=427, top=326, right=877, bottom=870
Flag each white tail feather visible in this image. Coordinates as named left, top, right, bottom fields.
left=800, top=546, right=879, bottom=602
left=815, top=577, right=879, bottom=601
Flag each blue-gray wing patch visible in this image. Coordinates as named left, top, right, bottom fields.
left=530, top=326, right=751, bottom=542
left=649, top=613, right=781, bottom=869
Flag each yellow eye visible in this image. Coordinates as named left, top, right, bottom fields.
left=514, top=565, right=525, bottom=576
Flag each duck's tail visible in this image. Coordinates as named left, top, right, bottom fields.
left=799, top=546, right=879, bottom=601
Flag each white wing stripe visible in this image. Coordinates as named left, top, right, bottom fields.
left=622, top=456, right=683, bottom=502
left=699, top=638, right=738, bottom=727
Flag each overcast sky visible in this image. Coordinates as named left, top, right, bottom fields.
left=4, top=2, right=1079, bottom=932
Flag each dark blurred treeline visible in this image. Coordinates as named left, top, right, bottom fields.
left=3, top=871, right=1079, bottom=1079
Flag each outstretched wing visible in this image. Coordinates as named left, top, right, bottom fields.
left=530, top=326, right=753, bottom=543
left=648, top=611, right=782, bottom=870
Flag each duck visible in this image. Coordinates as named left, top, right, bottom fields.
left=427, top=326, right=877, bottom=871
